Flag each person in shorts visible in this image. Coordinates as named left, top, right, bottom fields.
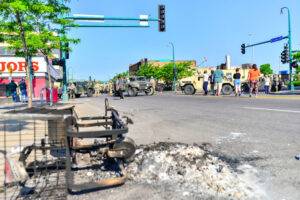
left=233, top=68, right=241, bottom=96
left=213, top=66, right=224, bottom=96
left=248, top=64, right=261, bottom=97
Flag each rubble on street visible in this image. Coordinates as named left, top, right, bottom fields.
left=74, top=142, right=266, bottom=199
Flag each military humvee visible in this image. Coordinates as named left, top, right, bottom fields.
left=126, top=76, right=155, bottom=97
left=68, top=81, right=95, bottom=98
left=179, top=68, right=251, bottom=95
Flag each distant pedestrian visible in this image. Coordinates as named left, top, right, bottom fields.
left=150, top=76, right=156, bottom=94
left=68, top=82, right=76, bottom=99
left=209, top=70, right=215, bottom=95
left=8, top=80, right=18, bottom=102
left=203, top=70, right=209, bottom=95
left=233, top=68, right=241, bottom=96
left=116, top=77, right=124, bottom=99
left=264, top=75, right=270, bottom=94
left=248, top=64, right=261, bottom=97
left=277, top=75, right=283, bottom=91
left=213, top=66, right=224, bottom=96
left=19, top=78, right=27, bottom=102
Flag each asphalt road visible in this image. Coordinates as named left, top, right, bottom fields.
left=72, top=93, right=300, bottom=200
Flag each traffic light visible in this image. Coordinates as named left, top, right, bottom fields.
left=241, top=44, right=246, bottom=54
left=65, top=42, right=70, bottom=59
left=291, top=61, right=298, bottom=68
left=52, top=58, right=65, bottom=66
left=281, top=44, right=289, bottom=64
left=158, top=5, right=166, bottom=32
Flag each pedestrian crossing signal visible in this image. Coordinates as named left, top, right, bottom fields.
left=52, top=58, right=65, bottom=66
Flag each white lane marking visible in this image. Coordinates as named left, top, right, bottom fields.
left=243, top=107, right=300, bottom=114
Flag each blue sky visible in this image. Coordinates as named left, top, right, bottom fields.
left=67, top=0, right=300, bottom=81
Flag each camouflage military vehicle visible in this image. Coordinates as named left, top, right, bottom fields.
left=179, top=67, right=251, bottom=95
left=68, top=81, right=95, bottom=98
left=85, top=81, right=95, bottom=97
left=126, top=76, right=155, bottom=97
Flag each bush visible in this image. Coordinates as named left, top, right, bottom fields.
left=292, top=81, right=300, bottom=86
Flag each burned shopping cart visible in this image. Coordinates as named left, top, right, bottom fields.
left=0, top=98, right=136, bottom=199
left=65, top=98, right=136, bottom=193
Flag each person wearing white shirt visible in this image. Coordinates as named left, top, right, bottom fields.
left=264, top=75, right=271, bottom=94
left=203, top=70, right=209, bottom=95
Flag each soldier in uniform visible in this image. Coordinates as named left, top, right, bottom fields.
left=68, top=82, right=76, bottom=99
left=150, top=76, right=156, bottom=94
left=94, top=82, right=102, bottom=96
left=115, top=77, right=124, bottom=99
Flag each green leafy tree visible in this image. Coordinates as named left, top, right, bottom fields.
left=293, top=52, right=300, bottom=62
left=137, top=61, right=195, bottom=84
left=260, top=64, right=273, bottom=75
left=136, top=63, right=160, bottom=79
left=111, top=71, right=129, bottom=81
left=0, top=0, right=78, bottom=107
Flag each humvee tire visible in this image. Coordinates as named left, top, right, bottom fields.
left=128, top=87, right=138, bottom=97
left=145, top=87, right=154, bottom=95
left=87, top=89, right=94, bottom=97
left=222, top=84, right=233, bottom=95
left=183, top=84, right=195, bottom=95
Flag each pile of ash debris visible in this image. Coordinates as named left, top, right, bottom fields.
left=73, top=142, right=266, bottom=199
left=125, top=142, right=265, bottom=199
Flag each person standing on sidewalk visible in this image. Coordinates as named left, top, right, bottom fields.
left=248, top=64, right=261, bottom=97
left=209, top=70, right=215, bottom=95
left=233, top=68, right=241, bottom=96
left=264, top=75, right=270, bottom=94
left=19, top=78, right=27, bottom=102
left=203, top=70, right=209, bottom=95
left=8, top=80, right=18, bottom=102
left=213, top=66, right=224, bottom=96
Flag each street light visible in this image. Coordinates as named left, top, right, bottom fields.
left=281, top=7, right=294, bottom=91
left=248, top=33, right=254, bottom=63
left=67, top=67, right=73, bottom=83
left=168, top=42, right=177, bottom=92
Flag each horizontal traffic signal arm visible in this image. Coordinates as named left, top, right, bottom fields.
left=241, top=35, right=288, bottom=54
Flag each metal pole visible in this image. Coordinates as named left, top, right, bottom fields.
left=60, top=41, right=68, bottom=102
left=281, top=7, right=294, bottom=91
left=169, top=42, right=176, bottom=92
left=248, top=33, right=254, bottom=63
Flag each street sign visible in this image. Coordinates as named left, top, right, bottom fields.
left=270, top=36, right=284, bottom=43
left=73, top=14, right=105, bottom=22
left=139, top=15, right=149, bottom=26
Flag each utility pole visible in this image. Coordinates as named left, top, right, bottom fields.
left=248, top=33, right=254, bottom=63
left=169, top=42, right=177, bottom=92
left=281, top=7, right=294, bottom=90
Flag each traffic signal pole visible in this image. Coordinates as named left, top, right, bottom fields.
left=60, top=6, right=166, bottom=103
left=281, top=7, right=294, bottom=90
left=168, top=42, right=176, bottom=92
